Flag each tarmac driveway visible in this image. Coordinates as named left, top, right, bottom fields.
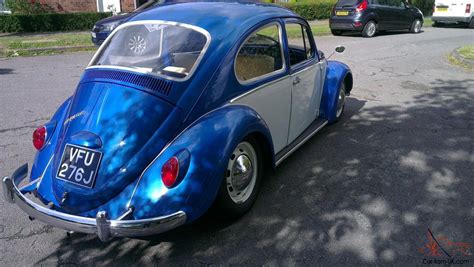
left=0, top=27, right=473, bottom=265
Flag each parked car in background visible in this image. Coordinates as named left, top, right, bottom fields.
left=3, top=2, right=353, bottom=242
left=91, top=0, right=159, bottom=45
left=329, top=0, right=424, bottom=37
left=432, top=0, right=474, bottom=28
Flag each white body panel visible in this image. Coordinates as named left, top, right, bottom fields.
left=433, top=0, right=473, bottom=21
left=288, top=62, right=325, bottom=144
left=231, top=77, right=292, bottom=153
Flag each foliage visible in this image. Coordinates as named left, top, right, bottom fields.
left=280, top=0, right=337, bottom=20
left=410, top=0, right=435, bottom=15
left=5, top=0, right=52, bottom=15
left=0, top=12, right=112, bottom=33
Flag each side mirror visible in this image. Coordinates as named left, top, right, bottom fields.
left=335, top=45, right=345, bottom=54
left=318, top=50, right=325, bottom=59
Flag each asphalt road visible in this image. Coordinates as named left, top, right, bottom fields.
left=1, top=27, right=473, bottom=266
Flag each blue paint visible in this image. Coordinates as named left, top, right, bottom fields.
left=320, top=61, right=352, bottom=123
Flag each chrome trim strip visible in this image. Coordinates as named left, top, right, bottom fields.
left=234, top=22, right=287, bottom=85
left=275, top=120, right=328, bottom=166
left=2, top=168, right=186, bottom=242
left=88, top=20, right=212, bottom=83
left=291, top=63, right=317, bottom=76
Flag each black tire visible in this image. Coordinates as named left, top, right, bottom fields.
left=410, top=18, right=423, bottom=33
left=331, top=29, right=343, bottom=36
left=469, top=18, right=474, bottom=29
left=433, top=21, right=444, bottom=27
left=334, top=83, right=346, bottom=122
left=213, top=137, right=263, bottom=219
left=362, top=21, right=377, bottom=38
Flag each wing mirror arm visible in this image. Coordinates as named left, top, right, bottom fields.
left=324, top=45, right=346, bottom=60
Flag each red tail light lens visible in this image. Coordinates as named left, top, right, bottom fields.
left=466, top=4, right=471, bottom=13
left=161, top=157, right=179, bottom=188
left=356, top=0, right=368, bottom=12
left=33, top=126, right=47, bottom=150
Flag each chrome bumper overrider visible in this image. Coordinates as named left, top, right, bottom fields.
left=2, top=164, right=186, bottom=242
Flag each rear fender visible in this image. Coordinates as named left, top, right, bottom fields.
left=320, top=61, right=352, bottom=123
left=32, top=97, right=72, bottom=205
left=128, top=105, right=274, bottom=222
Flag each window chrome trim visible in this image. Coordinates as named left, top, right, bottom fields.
left=87, top=20, right=212, bottom=82
left=284, top=21, right=317, bottom=70
left=234, top=22, right=287, bottom=85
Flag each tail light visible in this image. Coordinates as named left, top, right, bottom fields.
left=356, top=0, right=368, bottom=12
left=466, top=4, right=471, bottom=13
left=33, top=126, right=47, bottom=150
left=161, top=157, right=179, bottom=188
left=332, top=5, right=336, bottom=14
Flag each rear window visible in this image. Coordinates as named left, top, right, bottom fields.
left=90, top=21, right=210, bottom=81
left=336, top=0, right=361, bottom=6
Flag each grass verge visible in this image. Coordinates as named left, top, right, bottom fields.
left=0, top=32, right=95, bottom=57
left=457, top=45, right=474, bottom=60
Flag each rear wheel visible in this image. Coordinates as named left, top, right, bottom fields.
left=410, top=18, right=422, bottom=33
left=331, top=29, right=343, bottom=36
left=214, top=138, right=262, bottom=218
left=362, top=21, right=377, bottom=37
left=469, top=18, right=474, bottom=29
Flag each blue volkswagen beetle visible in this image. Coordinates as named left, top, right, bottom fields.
left=2, top=2, right=352, bottom=242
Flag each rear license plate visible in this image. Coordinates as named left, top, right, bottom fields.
left=91, top=32, right=97, bottom=38
left=437, top=7, right=448, bottom=11
left=56, top=144, right=102, bottom=188
left=336, top=11, right=350, bottom=16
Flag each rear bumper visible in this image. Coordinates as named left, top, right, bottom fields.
left=432, top=16, right=472, bottom=23
left=329, top=17, right=364, bottom=31
left=2, top=164, right=186, bottom=242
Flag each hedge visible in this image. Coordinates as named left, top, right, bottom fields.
left=0, top=12, right=112, bottom=33
left=279, top=1, right=337, bottom=20
left=411, top=0, right=435, bottom=16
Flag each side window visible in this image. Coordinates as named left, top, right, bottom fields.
left=285, top=22, right=313, bottom=66
left=235, top=24, right=284, bottom=82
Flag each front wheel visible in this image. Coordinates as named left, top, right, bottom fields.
left=213, top=139, right=262, bottom=218
left=410, top=18, right=422, bottom=33
left=335, top=83, right=346, bottom=122
left=362, top=21, right=377, bottom=38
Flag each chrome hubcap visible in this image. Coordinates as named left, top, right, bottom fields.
left=226, top=142, right=257, bottom=204
left=336, top=86, right=346, bottom=118
left=129, top=34, right=146, bottom=55
left=367, top=23, right=376, bottom=36
left=414, top=20, right=422, bottom=32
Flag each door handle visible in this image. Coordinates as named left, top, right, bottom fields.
left=293, top=77, right=301, bottom=85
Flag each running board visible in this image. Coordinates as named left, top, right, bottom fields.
left=275, top=119, right=328, bottom=166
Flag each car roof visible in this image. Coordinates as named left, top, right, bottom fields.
left=129, top=1, right=299, bottom=39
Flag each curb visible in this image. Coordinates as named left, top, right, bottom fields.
left=450, top=47, right=474, bottom=68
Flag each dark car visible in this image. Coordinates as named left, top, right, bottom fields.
left=329, top=0, right=424, bottom=37
left=91, top=0, right=160, bottom=45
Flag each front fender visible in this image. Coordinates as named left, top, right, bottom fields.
left=320, top=60, right=352, bottom=123
left=128, top=105, right=274, bottom=222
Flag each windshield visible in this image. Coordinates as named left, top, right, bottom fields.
left=90, top=22, right=210, bottom=81
left=336, top=0, right=361, bottom=6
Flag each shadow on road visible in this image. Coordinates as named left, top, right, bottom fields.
left=35, top=79, right=474, bottom=265
left=0, top=68, right=14, bottom=75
